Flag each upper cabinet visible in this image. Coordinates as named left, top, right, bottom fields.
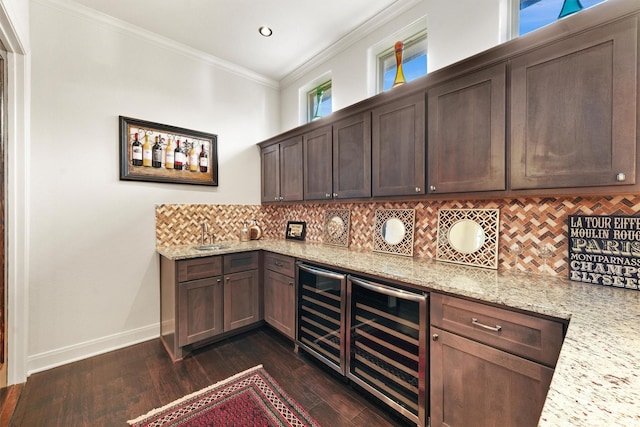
left=372, top=93, right=426, bottom=197
left=303, top=125, right=333, bottom=200
left=258, top=3, right=640, bottom=202
left=261, top=136, right=303, bottom=203
left=510, top=16, right=637, bottom=190
left=427, top=63, right=506, bottom=193
left=303, top=112, right=372, bottom=200
left=332, top=112, right=372, bottom=199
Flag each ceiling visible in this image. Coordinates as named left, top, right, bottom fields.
left=68, top=0, right=410, bottom=82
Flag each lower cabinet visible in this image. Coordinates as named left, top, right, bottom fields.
left=263, top=252, right=296, bottom=339
left=160, top=251, right=261, bottom=361
left=430, top=293, right=564, bottom=427
left=178, top=276, right=224, bottom=347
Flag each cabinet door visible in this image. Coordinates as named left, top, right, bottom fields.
left=280, top=136, right=304, bottom=201
left=430, top=327, right=554, bottom=427
left=428, top=63, right=506, bottom=193
left=261, top=144, right=280, bottom=202
left=264, top=269, right=295, bottom=339
left=303, top=125, right=333, bottom=200
left=333, top=112, right=372, bottom=199
left=224, top=270, right=260, bottom=332
left=372, top=93, right=425, bottom=197
left=178, top=276, right=223, bottom=347
left=510, top=17, right=637, bottom=190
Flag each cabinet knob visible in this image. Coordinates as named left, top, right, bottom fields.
left=432, top=334, right=439, bottom=342
left=274, top=196, right=279, bottom=201
left=279, top=196, right=284, bottom=201
left=616, top=172, right=626, bottom=182
left=325, top=193, right=331, bottom=198
left=288, top=281, right=294, bottom=286
left=415, top=187, right=421, bottom=193
left=333, top=193, right=338, bottom=198
left=429, top=185, right=436, bottom=192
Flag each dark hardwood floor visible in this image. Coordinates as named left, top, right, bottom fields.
left=8, top=327, right=414, bottom=426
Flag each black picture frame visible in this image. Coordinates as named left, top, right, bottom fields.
left=119, top=116, right=218, bottom=186
left=286, top=221, right=307, bottom=241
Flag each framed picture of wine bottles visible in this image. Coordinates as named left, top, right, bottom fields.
left=119, top=116, right=218, bottom=186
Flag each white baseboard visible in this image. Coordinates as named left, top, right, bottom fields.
left=26, top=323, right=160, bottom=376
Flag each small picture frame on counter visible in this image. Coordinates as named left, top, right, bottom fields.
left=285, top=221, right=306, bottom=241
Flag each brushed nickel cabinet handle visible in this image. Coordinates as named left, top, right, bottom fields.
left=616, top=173, right=626, bottom=182
left=429, top=185, right=436, bottom=192
left=415, top=186, right=421, bottom=193
left=333, top=193, right=338, bottom=198
left=472, top=318, right=502, bottom=332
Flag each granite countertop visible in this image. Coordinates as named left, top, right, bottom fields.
left=158, top=240, right=640, bottom=426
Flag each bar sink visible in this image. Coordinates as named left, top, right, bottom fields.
left=195, top=244, right=229, bottom=251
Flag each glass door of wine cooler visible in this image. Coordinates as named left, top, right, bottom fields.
left=296, top=263, right=347, bottom=375
left=347, top=276, right=428, bottom=426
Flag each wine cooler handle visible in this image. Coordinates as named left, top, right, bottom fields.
left=348, top=275, right=426, bottom=303
left=471, top=317, right=502, bottom=332
left=296, top=262, right=347, bottom=281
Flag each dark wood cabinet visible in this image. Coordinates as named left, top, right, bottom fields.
left=263, top=252, right=295, bottom=339
left=160, top=252, right=261, bottom=361
left=430, top=293, right=564, bottom=427
left=510, top=16, right=638, bottom=190
left=303, top=125, right=333, bottom=200
left=223, top=252, right=261, bottom=332
left=333, top=112, right=371, bottom=199
left=428, top=63, right=506, bottom=193
left=178, top=276, right=223, bottom=347
left=261, top=136, right=303, bottom=202
left=430, top=327, right=554, bottom=427
left=224, top=270, right=260, bottom=331
left=372, top=92, right=425, bottom=197
left=303, top=112, right=372, bottom=200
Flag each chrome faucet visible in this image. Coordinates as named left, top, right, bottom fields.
left=201, top=223, right=209, bottom=245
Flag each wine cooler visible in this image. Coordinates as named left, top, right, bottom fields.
left=347, top=275, right=428, bottom=426
left=296, top=262, right=347, bottom=375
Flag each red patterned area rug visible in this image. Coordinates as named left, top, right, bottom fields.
left=128, top=365, right=321, bottom=427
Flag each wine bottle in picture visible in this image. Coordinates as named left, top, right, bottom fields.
left=131, top=133, right=143, bottom=166
left=165, top=137, right=174, bottom=169
left=189, top=142, right=198, bottom=172
left=152, top=136, right=162, bottom=168
left=182, top=140, right=190, bottom=170
left=199, top=142, right=208, bottom=172
left=142, top=134, right=152, bottom=167
left=174, top=139, right=183, bottom=170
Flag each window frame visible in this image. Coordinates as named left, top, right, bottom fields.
left=306, top=80, right=332, bottom=122
left=376, top=29, right=427, bottom=93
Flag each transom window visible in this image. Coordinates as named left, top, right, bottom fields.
left=377, top=30, right=427, bottom=93
left=518, top=0, right=607, bottom=36
left=307, top=81, right=332, bottom=122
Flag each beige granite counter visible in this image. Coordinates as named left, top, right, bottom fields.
left=158, top=240, right=640, bottom=426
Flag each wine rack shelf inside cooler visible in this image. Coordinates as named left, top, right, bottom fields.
left=296, top=263, right=346, bottom=375
left=347, top=276, right=427, bottom=426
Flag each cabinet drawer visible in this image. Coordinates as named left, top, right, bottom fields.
left=431, top=293, right=563, bottom=367
left=223, top=251, right=259, bottom=274
left=264, top=252, right=295, bottom=277
left=178, top=256, right=223, bottom=282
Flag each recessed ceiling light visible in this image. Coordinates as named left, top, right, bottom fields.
left=258, top=26, right=273, bottom=37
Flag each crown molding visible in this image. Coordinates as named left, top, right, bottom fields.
left=35, top=0, right=280, bottom=89
left=279, top=0, right=424, bottom=88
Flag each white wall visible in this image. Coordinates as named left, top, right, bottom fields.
left=279, top=0, right=504, bottom=132
left=26, top=0, right=278, bottom=374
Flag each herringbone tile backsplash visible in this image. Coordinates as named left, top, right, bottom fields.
left=156, top=195, right=640, bottom=276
